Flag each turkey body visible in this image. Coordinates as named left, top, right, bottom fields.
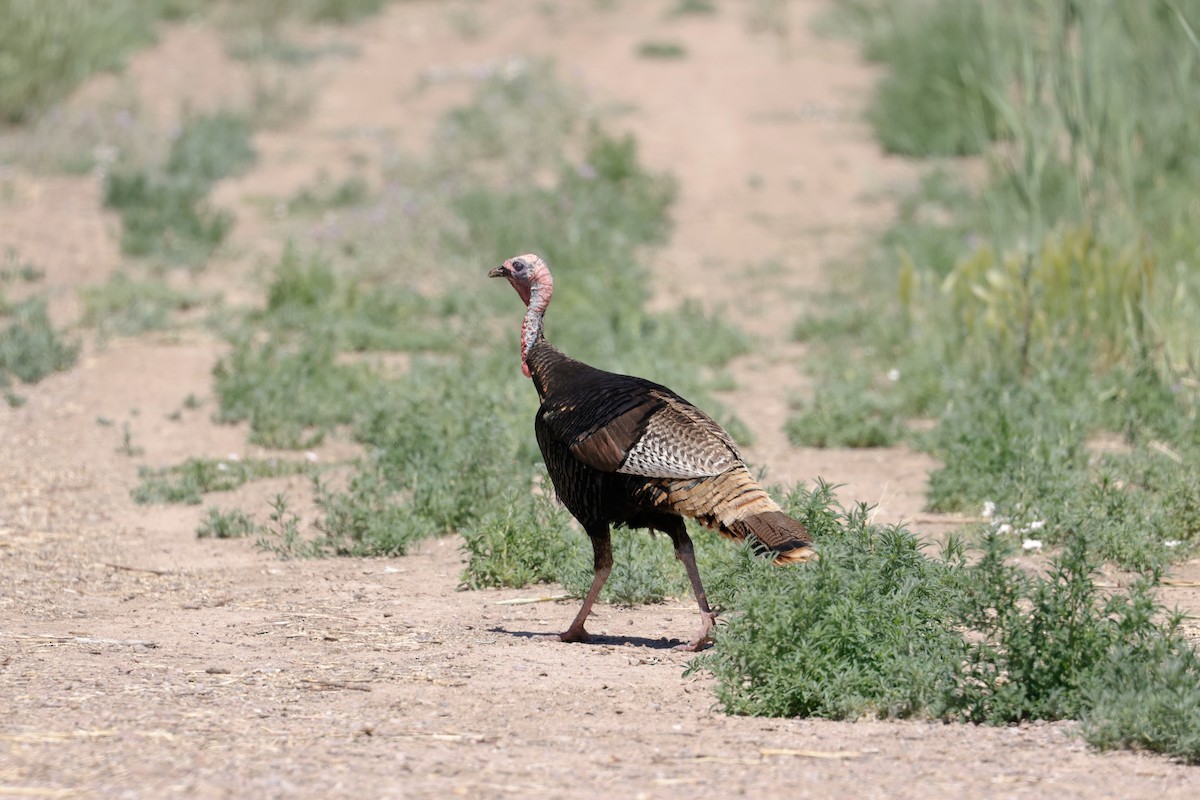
left=490, top=254, right=814, bottom=651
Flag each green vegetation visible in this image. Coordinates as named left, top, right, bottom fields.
left=283, top=174, right=371, bottom=216
left=791, top=0, right=1200, bottom=573
left=726, top=0, right=1200, bottom=758
left=133, top=456, right=315, bottom=504
left=197, top=506, right=257, bottom=538
left=637, top=41, right=689, bottom=59
left=697, top=484, right=965, bottom=719
left=695, top=487, right=1200, bottom=761
left=458, top=490, right=575, bottom=590
left=0, top=297, right=80, bottom=388
left=669, top=0, right=717, bottom=16
left=82, top=271, right=205, bottom=337
left=0, top=0, right=176, bottom=123
left=0, top=0, right=395, bottom=124
left=103, top=111, right=256, bottom=264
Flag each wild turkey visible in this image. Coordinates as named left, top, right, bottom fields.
left=489, top=253, right=815, bottom=651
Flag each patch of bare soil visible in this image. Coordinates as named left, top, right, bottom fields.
left=3, top=1, right=1199, bottom=797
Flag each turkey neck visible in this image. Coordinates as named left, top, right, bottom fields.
left=519, top=280, right=552, bottom=379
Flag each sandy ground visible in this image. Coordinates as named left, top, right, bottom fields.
left=3, top=1, right=1200, bottom=797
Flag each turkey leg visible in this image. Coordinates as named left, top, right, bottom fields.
left=666, top=519, right=717, bottom=652
left=553, top=525, right=612, bottom=643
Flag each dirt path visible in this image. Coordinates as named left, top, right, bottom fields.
left=3, top=1, right=1199, bottom=797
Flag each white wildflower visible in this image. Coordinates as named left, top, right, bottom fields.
left=217, top=462, right=229, bottom=472
left=1022, top=539, right=1043, bottom=552
left=1164, top=540, right=1182, bottom=548
left=981, top=501, right=996, bottom=520
left=305, top=451, right=319, bottom=462
left=886, top=368, right=901, bottom=382
left=1028, top=519, right=1045, bottom=531
left=997, top=523, right=1014, bottom=535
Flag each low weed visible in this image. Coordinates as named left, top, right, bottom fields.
left=637, top=41, right=688, bottom=59
left=945, top=531, right=1179, bottom=723
left=669, top=0, right=716, bottom=16
left=283, top=174, right=370, bottom=216
left=133, top=456, right=315, bottom=504
left=81, top=271, right=205, bottom=337
left=459, top=489, right=575, bottom=590
left=785, top=370, right=905, bottom=448
left=197, top=506, right=257, bottom=539
left=0, top=297, right=80, bottom=385
left=255, top=493, right=322, bottom=557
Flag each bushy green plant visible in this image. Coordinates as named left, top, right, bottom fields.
left=697, top=482, right=965, bottom=719
left=0, top=297, right=80, bottom=385
left=1082, top=638, right=1200, bottom=763
left=459, top=489, right=575, bottom=590
left=946, top=530, right=1200, bottom=749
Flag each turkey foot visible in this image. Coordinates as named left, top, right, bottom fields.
left=674, top=610, right=718, bottom=652
left=538, top=627, right=591, bottom=644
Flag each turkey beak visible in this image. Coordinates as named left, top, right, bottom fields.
left=488, top=265, right=509, bottom=279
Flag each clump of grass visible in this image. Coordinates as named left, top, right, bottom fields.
left=434, top=60, right=588, bottom=178
left=104, top=111, right=256, bottom=264
left=0, top=297, right=80, bottom=386
left=863, top=0, right=1007, bottom=156
left=0, top=0, right=161, bottom=123
left=283, top=174, right=370, bottom=216
left=669, top=0, right=717, bottom=16
left=164, top=111, right=256, bottom=184
left=786, top=371, right=905, bottom=448
left=636, top=41, right=688, bottom=59
left=81, top=271, right=205, bottom=337
left=197, top=506, right=257, bottom=539
left=133, top=456, right=315, bottom=505
left=0, top=248, right=46, bottom=283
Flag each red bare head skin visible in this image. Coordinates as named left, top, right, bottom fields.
left=487, top=254, right=553, bottom=308
left=488, top=254, right=554, bottom=378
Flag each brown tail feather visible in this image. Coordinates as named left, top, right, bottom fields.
left=726, top=510, right=817, bottom=565
left=650, top=468, right=817, bottom=563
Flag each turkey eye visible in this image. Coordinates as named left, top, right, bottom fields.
left=512, top=259, right=526, bottom=273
